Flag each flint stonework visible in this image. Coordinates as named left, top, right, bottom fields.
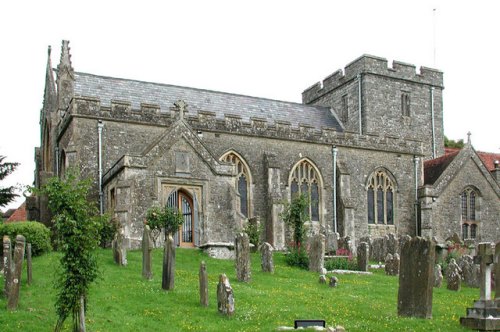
left=397, top=237, right=435, bottom=319
left=235, top=233, right=251, bottom=282
left=162, top=235, right=176, bottom=290
left=308, top=234, right=325, bottom=273
left=7, top=235, right=26, bottom=310
left=260, top=242, right=274, bottom=273
left=357, top=242, right=369, bottom=272
left=199, top=261, right=208, bottom=307
left=142, top=225, right=154, bottom=280
left=217, top=274, right=235, bottom=315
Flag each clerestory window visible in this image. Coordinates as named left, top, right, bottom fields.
left=289, top=159, right=321, bottom=221
left=367, top=170, right=395, bottom=225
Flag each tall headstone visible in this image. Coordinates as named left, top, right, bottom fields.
left=398, top=237, right=435, bottom=319
left=26, top=243, right=32, bottom=285
left=458, top=255, right=480, bottom=288
left=3, top=236, right=12, bottom=298
left=112, top=230, right=127, bottom=266
left=199, top=261, right=208, bottom=307
left=235, top=233, right=251, bottom=282
left=308, top=234, right=325, bottom=273
left=162, top=235, right=176, bottom=290
left=217, top=274, right=235, bottom=315
left=434, top=264, right=443, bottom=288
left=7, top=235, right=26, bottom=310
left=357, top=242, right=369, bottom=272
left=460, top=242, right=500, bottom=330
left=142, top=225, right=154, bottom=280
left=260, top=242, right=274, bottom=273
left=445, top=258, right=462, bottom=291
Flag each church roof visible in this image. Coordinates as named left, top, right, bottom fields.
left=424, top=150, right=460, bottom=185
left=476, top=151, right=500, bottom=172
left=74, top=72, right=343, bottom=131
left=6, top=202, right=26, bottom=222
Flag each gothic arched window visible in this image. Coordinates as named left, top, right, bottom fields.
left=461, top=187, right=479, bottom=240
left=367, top=169, right=395, bottom=225
left=289, top=159, right=321, bottom=221
left=221, top=152, right=252, bottom=217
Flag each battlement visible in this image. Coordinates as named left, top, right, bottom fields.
left=302, top=54, right=444, bottom=104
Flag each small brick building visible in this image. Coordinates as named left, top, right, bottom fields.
left=28, top=40, right=500, bottom=250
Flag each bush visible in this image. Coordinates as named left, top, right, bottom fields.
left=325, top=256, right=358, bottom=271
left=285, top=247, right=309, bottom=270
left=0, top=221, right=52, bottom=256
left=99, top=216, right=118, bottom=248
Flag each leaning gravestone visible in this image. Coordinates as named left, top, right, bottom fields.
left=217, top=273, right=235, bottom=315
left=7, top=235, right=26, bottom=310
left=199, top=261, right=208, bottom=307
left=357, top=242, right=369, bottom=272
left=260, top=242, right=274, bottom=273
left=434, top=264, right=443, bottom=288
left=162, top=235, right=176, bottom=290
left=142, top=225, right=154, bottom=280
left=235, top=233, right=251, bottom=282
left=3, top=236, right=12, bottom=298
left=445, top=258, right=462, bottom=291
left=398, top=236, right=435, bottom=319
left=308, top=234, right=325, bottom=273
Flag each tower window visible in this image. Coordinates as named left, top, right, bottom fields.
left=401, top=92, right=411, bottom=117
left=341, top=94, right=349, bottom=122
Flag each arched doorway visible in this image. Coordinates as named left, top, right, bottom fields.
left=167, top=190, right=194, bottom=247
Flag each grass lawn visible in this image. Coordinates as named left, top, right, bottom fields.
left=0, top=248, right=477, bottom=331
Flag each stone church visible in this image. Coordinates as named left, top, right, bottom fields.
left=29, top=40, right=500, bottom=252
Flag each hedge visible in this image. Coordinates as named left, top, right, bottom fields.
left=0, top=221, right=52, bottom=256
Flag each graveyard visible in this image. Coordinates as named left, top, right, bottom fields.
left=0, top=246, right=480, bottom=331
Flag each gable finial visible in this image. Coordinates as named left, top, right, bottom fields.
left=467, top=131, right=472, bottom=144
left=174, top=100, right=187, bottom=120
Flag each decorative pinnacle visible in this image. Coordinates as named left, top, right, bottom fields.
left=58, top=40, right=73, bottom=73
left=467, top=131, right=471, bottom=144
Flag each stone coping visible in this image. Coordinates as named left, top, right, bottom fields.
left=328, top=269, right=373, bottom=275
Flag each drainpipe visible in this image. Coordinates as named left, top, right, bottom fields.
left=430, top=87, right=436, bottom=159
left=98, top=120, right=104, bottom=215
left=332, top=146, right=338, bottom=233
left=55, top=146, right=59, bottom=177
left=413, top=155, right=419, bottom=236
left=357, top=74, right=363, bottom=135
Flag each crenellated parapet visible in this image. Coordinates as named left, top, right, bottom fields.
left=302, top=54, right=444, bottom=104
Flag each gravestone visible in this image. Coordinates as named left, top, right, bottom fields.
left=386, top=233, right=399, bottom=257
left=26, top=243, right=32, bottom=285
left=434, top=264, right=443, bottom=288
left=142, top=225, right=154, bottom=280
left=260, top=242, right=274, bottom=273
left=3, top=236, right=12, bottom=298
left=385, top=253, right=399, bottom=276
left=496, top=241, right=500, bottom=305
left=162, top=235, right=175, bottom=290
left=235, top=233, right=251, bottom=282
left=199, top=261, right=208, bottom=307
left=319, top=275, right=327, bottom=284
left=460, top=242, right=500, bottom=330
left=7, top=235, right=26, bottom=310
left=325, top=231, right=340, bottom=255
left=217, top=274, right=235, bottom=315
left=308, top=234, right=325, bottom=273
left=458, top=255, right=480, bottom=288
left=371, top=237, right=385, bottom=262
left=445, top=258, right=462, bottom=291
left=329, top=276, right=339, bottom=287
left=112, top=230, right=127, bottom=266
left=398, top=236, right=435, bottom=319
left=357, top=242, right=369, bottom=272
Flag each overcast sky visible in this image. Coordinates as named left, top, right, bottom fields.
left=1, top=0, right=499, bottom=212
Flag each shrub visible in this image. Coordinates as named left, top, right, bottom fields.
left=243, top=220, right=262, bottom=248
left=325, top=256, right=358, bottom=271
left=285, top=247, right=309, bottom=270
left=0, top=221, right=52, bottom=256
left=99, top=215, right=118, bottom=248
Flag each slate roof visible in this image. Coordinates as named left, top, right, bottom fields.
left=74, top=72, right=343, bottom=131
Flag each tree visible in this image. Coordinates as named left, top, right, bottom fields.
left=146, top=205, right=183, bottom=242
left=40, top=170, right=106, bottom=332
left=444, top=136, right=464, bottom=149
left=0, top=155, right=19, bottom=207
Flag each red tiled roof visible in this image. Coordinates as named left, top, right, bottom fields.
left=6, top=202, right=27, bottom=222
left=477, top=151, right=500, bottom=172
left=424, top=150, right=460, bottom=185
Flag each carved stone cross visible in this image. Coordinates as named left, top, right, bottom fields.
left=174, top=100, right=187, bottom=120
left=474, top=242, right=494, bottom=301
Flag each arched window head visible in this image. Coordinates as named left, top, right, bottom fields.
left=289, top=159, right=322, bottom=222
left=367, top=169, right=395, bottom=225
left=42, top=121, right=52, bottom=172
left=221, top=152, right=251, bottom=217
left=461, top=187, right=479, bottom=240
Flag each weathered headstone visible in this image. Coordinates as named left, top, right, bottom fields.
left=319, top=275, right=327, bottom=284
left=386, top=233, right=399, bottom=257
left=260, top=242, right=274, bottom=273
left=162, top=235, right=175, bottom=290
left=7, top=235, right=26, bottom=310
left=434, top=264, right=443, bottom=288
left=308, top=234, right=325, bottom=273
left=458, top=255, right=480, bottom=288
left=326, top=231, right=340, bottom=255
left=217, top=273, right=235, bottom=315
left=26, top=243, right=32, bottom=285
left=357, top=242, right=369, bottom=272
left=112, top=230, right=127, bottom=266
left=3, top=236, right=12, bottom=298
left=445, top=258, right=462, bottom=291
left=371, top=237, right=385, bottom=262
left=398, top=236, right=435, bottom=319
left=384, top=253, right=393, bottom=275
left=329, top=276, right=339, bottom=287
left=235, top=233, right=251, bottom=282
left=199, top=261, right=208, bottom=307
left=142, top=225, right=154, bottom=280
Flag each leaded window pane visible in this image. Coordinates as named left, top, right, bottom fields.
left=386, top=190, right=394, bottom=225
left=301, top=182, right=309, bottom=195
left=238, top=175, right=248, bottom=217
left=377, top=187, right=384, bottom=224
left=462, top=223, right=469, bottom=240
left=291, top=180, right=299, bottom=198
left=470, top=224, right=477, bottom=239
left=469, top=191, right=476, bottom=220
left=461, top=192, right=468, bottom=220
left=368, top=188, right=375, bottom=224
left=311, top=183, right=319, bottom=221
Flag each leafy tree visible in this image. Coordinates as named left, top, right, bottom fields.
left=146, top=205, right=184, bottom=243
left=444, top=136, right=464, bottom=149
left=280, top=193, right=309, bottom=250
left=40, top=170, right=106, bottom=332
left=0, top=155, right=19, bottom=207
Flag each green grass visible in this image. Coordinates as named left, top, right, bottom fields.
left=0, top=248, right=477, bottom=331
